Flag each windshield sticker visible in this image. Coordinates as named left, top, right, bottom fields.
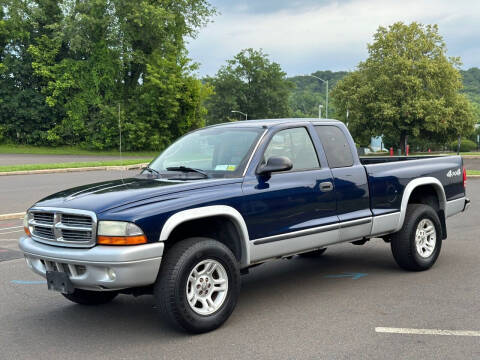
left=215, top=165, right=237, bottom=171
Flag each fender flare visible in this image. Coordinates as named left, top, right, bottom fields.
left=395, top=177, right=446, bottom=232
left=159, top=205, right=251, bottom=266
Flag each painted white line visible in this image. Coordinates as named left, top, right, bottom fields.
left=0, top=230, right=23, bottom=235
left=0, top=212, right=26, bottom=220
left=375, top=327, right=480, bottom=337
left=0, top=225, right=23, bottom=231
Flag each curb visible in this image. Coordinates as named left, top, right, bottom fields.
left=0, top=163, right=148, bottom=177
left=0, top=212, right=25, bottom=220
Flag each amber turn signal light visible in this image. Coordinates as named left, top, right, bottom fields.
left=23, top=214, right=31, bottom=236
left=97, top=235, right=147, bottom=245
left=24, top=226, right=31, bottom=236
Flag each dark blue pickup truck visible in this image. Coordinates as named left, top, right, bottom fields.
left=19, top=119, right=470, bottom=333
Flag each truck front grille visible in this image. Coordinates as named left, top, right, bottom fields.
left=33, top=226, right=55, bottom=239
left=61, top=214, right=92, bottom=227
left=28, top=209, right=97, bottom=248
left=33, top=213, right=54, bottom=225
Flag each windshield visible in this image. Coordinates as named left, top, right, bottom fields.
left=148, top=126, right=264, bottom=178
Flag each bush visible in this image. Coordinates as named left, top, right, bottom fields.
left=450, top=139, right=477, bottom=152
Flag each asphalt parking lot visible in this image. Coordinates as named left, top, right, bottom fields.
left=0, top=177, right=478, bottom=359
left=0, top=169, right=138, bottom=213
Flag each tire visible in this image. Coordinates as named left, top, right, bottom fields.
left=62, top=289, right=118, bottom=305
left=298, top=248, right=327, bottom=258
left=391, top=204, right=442, bottom=271
left=155, top=237, right=241, bottom=333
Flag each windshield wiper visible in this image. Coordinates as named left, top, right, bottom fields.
left=143, top=166, right=161, bottom=177
left=166, top=166, right=209, bottom=178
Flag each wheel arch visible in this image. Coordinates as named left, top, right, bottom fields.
left=395, top=177, right=446, bottom=234
left=159, top=205, right=251, bottom=267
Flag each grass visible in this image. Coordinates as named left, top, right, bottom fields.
left=467, top=170, right=480, bottom=176
left=0, top=159, right=151, bottom=173
left=0, top=144, right=160, bottom=157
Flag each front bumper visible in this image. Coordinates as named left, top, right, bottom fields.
left=19, top=236, right=164, bottom=291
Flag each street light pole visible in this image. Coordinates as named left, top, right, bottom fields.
left=306, top=74, right=328, bottom=118
left=231, top=110, right=247, bottom=120
left=319, top=104, right=323, bottom=119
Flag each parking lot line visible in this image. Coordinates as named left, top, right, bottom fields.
left=0, top=230, right=23, bottom=235
left=0, top=225, right=23, bottom=231
left=375, top=327, right=480, bottom=337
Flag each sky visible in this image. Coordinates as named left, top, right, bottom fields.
left=187, top=0, right=480, bottom=77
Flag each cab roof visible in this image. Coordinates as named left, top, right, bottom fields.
left=207, top=118, right=343, bottom=129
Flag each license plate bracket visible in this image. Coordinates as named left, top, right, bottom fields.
left=46, top=271, right=74, bottom=294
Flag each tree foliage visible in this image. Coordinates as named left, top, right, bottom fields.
left=288, top=71, right=347, bottom=118
left=204, top=48, right=293, bottom=124
left=332, top=22, right=476, bottom=150
left=1, top=0, right=214, bottom=150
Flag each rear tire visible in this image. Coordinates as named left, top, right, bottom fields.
left=62, top=289, right=118, bottom=305
left=391, top=204, right=442, bottom=271
left=155, top=237, right=241, bottom=333
left=298, top=248, right=327, bottom=258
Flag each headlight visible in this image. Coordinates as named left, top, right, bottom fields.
left=97, top=221, right=147, bottom=245
left=23, top=214, right=31, bottom=236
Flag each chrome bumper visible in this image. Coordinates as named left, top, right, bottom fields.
left=19, top=236, right=164, bottom=291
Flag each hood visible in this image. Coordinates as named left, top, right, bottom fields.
left=33, top=176, right=242, bottom=214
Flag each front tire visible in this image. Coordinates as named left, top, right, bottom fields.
left=155, top=238, right=241, bottom=333
left=62, top=289, right=118, bottom=305
left=391, top=204, right=442, bottom=271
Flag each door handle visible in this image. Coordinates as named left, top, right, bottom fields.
left=320, top=181, right=333, bottom=192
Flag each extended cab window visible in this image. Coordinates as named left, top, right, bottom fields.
left=315, top=125, right=354, bottom=168
left=263, top=127, right=319, bottom=171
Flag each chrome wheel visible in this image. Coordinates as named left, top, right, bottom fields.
left=186, top=259, right=229, bottom=316
left=415, top=219, right=436, bottom=258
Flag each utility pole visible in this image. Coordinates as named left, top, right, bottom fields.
left=306, top=74, right=328, bottom=118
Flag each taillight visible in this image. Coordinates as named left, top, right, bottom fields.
left=463, top=167, right=467, bottom=189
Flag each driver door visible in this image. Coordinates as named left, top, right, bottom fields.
left=241, top=126, right=337, bottom=261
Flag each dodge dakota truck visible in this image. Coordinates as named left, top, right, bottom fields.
left=19, top=119, right=470, bottom=333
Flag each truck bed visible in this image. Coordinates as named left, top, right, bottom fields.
left=360, top=155, right=443, bottom=165
left=361, top=155, right=464, bottom=218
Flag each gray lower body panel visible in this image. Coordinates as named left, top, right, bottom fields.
left=446, top=197, right=470, bottom=217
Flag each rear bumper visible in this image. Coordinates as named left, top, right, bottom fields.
left=19, top=236, right=163, bottom=291
left=446, top=197, right=470, bottom=218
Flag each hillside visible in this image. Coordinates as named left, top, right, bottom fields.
left=288, top=68, right=480, bottom=121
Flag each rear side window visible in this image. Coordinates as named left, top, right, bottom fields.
left=315, top=126, right=354, bottom=168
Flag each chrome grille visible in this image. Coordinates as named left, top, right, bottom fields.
left=28, top=208, right=97, bottom=248
left=62, top=229, right=92, bottom=242
left=33, top=226, right=55, bottom=239
left=62, top=214, right=92, bottom=227
left=33, top=213, right=54, bottom=224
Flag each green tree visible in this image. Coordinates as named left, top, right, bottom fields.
left=332, top=22, right=476, bottom=152
left=204, top=48, right=293, bottom=124
left=0, top=0, right=63, bottom=145
left=4, top=0, right=215, bottom=150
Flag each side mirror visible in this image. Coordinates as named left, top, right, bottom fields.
left=257, top=156, right=293, bottom=175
